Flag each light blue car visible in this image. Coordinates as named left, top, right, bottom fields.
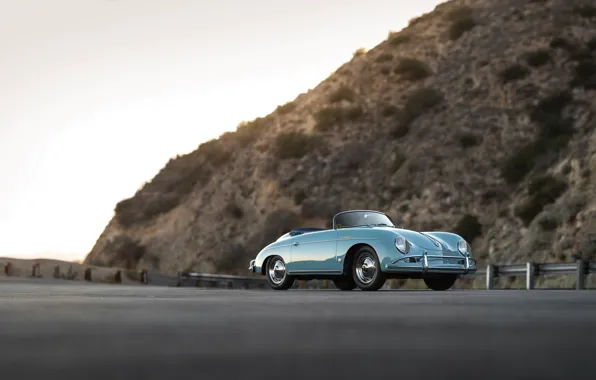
left=248, top=210, right=477, bottom=291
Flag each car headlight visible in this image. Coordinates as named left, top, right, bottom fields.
left=458, top=239, right=470, bottom=256
left=395, top=236, right=409, bottom=254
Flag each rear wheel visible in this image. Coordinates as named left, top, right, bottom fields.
left=423, top=275, right=457, bottom=291
left=333, top=277, right=356, bottom=291
left=352, top=247, right=386, bottom=291
left=266, top=256, right=294, bottom=290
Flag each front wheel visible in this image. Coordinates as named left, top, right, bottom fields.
left=352, top=247, right=386, bottom=291
left=266, top=256, right=294, bottom=290
left=423, top=275, right=457, bottom=291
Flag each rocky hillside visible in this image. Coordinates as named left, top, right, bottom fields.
left=85, top=0, right=596, bottom=276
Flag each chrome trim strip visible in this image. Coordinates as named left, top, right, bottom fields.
left=385, top=266, right=477, bottom=273
left=423, top=252, right=428, bottom=271
left=287, top=270, right=343, bottom=274
left=391, top=255, right=476, bottom=265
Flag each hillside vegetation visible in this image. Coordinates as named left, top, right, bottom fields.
left=85, top=0, right=596, bottom=278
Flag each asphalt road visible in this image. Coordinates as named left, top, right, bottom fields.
left=1, top=282, right=595, bottom=380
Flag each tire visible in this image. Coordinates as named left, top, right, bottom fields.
left=333, top=277, right=356, bottom=291
left=266, top=256, right=294, bottom=290
left=423, top=275, right=457, bottom=291
left=351, top=247, right=386, bottom=291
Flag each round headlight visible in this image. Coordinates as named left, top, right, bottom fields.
left=395, top=236, right=409, bottom=253
left=458, top=240, right=469, bottom=255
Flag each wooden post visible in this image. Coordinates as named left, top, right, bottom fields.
left=4, top=262, right=12, bottom=276
left=31, top=263, right=41, bottom=277
left=53, top=265, right=60, bottom=279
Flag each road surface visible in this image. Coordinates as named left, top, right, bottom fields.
left=1, top=281, right=595, bottom=380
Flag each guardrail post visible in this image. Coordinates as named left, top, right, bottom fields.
left=4, top=262, right=12, bottom=276
left=576, top=260, right=585, bottom=290
left=486, top=265, right=494, bottom=290
left=140, top=269, right=148, bottom=284
left=526, top=262, right=535, bottom=290
left=176, top=271, right=181, bottom=287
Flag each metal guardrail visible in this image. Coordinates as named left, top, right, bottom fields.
left=472, top=260, right=594, bottom=290
left=169, top=260, right=596, bottom=290
left=176, top=271, right=268, bottom=289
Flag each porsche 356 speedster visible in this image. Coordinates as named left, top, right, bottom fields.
left=248, top=210, right=476, bottom=291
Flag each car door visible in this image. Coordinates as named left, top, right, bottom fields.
left=287, top=230, right=341, bottom=274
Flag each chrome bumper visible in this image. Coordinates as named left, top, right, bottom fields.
left=248, top=260, right=256, bottom=272
left=388, top=252, right=477, bottom=273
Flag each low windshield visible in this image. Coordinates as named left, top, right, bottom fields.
left=334, top=211, right=395, bottom=229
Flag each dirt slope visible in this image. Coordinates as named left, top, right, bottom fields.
left=85, top=0, right=596, bottom=276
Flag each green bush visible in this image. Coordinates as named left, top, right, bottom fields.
left=446, top=6, right=473, bottom=22
left=515, top=175, right=568, bottom=225
left=498, top=64, right=530, bottom=83
left=314, top=107, right=344, bottom=131
left=523, top=49, right=551, bottom=67
left=375, top=53, right=394, bottom=63
left=530, top=90, right=572, bottom=121
left=314, top=105, right=363, bottom=131
left=394, top=58, right=432, bottom=81
left=235, top=116, right=272, bottom=144
left=459, top=133, right=482, bottom=148
left=197, top=139, right=230, bottom=166
left=574, top=4, right=596, bottom=18
left=550, top=36, right=573, bottom=51
left=328, top=85, right=355, bottom=103
left=391, top=124, right=410, bottom=139
left=389, top=33, right=411, bottom=46
left=382, top=105, right=399, bottom=117
left=225, top=201, right=244, bottom=219
left=501, top=90, right=574, bottom=184
left=115, top=192, right=184, bottom=228
left=293, top=190, right=307, bottom=205
left=453, top=214, right=483, bottom=242
left=446, top=6, right=476, bottom=41
left=276, top=101, right=296, bottom=115
left=274, top=131, right=316, bottom=159
left=570, top=59, right=596, bottom=89
left=395, top=87, right=444, bottom=131
left=345, top=105, right=364, bottom=121
left=353, top=48, right=366, bottom=57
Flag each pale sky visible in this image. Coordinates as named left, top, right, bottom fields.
left=0, top=0, right=444, bottom=261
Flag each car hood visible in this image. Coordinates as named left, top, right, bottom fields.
left=378, top=227, right=445, bottom=250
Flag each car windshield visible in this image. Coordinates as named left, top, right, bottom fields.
left=334, top=211, right=395, bottom=229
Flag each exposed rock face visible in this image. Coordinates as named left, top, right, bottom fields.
left=85, top=0, right=596, bottom=275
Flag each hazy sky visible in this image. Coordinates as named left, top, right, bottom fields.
left=0, top=0, right=444, bottom=261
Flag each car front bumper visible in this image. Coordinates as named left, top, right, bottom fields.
left=384, top=252, right=477, bottom=275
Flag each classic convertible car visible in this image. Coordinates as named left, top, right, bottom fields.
left=248, top=210, right=476, bottom=291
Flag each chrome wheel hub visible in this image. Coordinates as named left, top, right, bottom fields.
left=269, top=259, right=286, bottom=284
left=356, top=256, right=376, bottom=284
